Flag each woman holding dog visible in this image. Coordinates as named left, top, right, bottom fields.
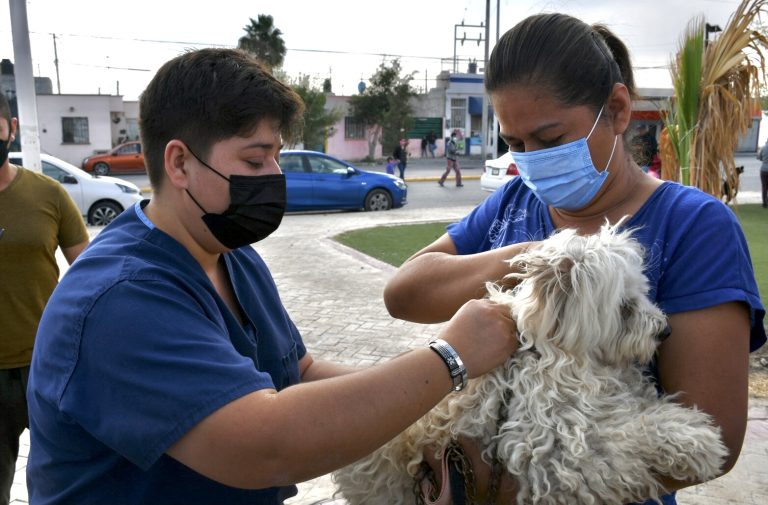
left=385, top=12, right=765, bottom=505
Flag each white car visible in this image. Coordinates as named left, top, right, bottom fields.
left=481, top=150, right=518, bottom=192
left=8, top=152, right=143, bottom=226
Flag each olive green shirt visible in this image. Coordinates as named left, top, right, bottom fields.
left=0, top=165, right=88, bottom=368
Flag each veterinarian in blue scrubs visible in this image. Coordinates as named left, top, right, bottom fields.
left=25, top=48, right=519, bottom=505
left=384, top=13, right=765, bottom=505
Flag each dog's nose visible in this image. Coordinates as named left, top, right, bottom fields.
left=657, top=324, right=672, bottom=342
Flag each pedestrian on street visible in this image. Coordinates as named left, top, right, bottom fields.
left=439, top=132, right=463, bottom=187
left=25, top=48, right=518, bottom=505
left=427, top=130, right=437, bottom=158
left=0, top=93, right=89, bottom=505
left=384, top=13, right=764, bottom=504
left=393, top=139, right=408, bottom=179
left=756, top=140, right=768, bottom=208
left=385, top=156, right=397, bottom=176
left=420, top=136, right=428, bottom=158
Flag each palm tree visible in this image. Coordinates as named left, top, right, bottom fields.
left=662, top=0, right=768, bottom=199
left=661, top=17, right=704, bottom=185
left=238, top=15, right=286, bottom=70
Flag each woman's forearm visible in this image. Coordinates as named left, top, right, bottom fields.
left=384, top=245, right=527, bottom=323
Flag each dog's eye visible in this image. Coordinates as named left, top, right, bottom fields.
left=620, top=302, right=633, bottom=321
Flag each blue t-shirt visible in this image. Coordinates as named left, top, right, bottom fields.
left=448, top=179, right=766, bottom=505
left=27, top=201, right=306, bottom=505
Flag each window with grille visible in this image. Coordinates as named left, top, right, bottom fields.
left=450, top=98, right=467, bottom=130
left=344, top=117, right=365, bottom=139
left=62, top=117, right=89, bottom=144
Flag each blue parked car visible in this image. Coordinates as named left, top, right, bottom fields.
left=279, top=150, right=407, bottom=212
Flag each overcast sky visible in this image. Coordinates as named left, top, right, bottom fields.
left=0, top=0, right=752, bottom=101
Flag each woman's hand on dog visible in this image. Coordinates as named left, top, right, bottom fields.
left=439, top=298, right=519, bottom=379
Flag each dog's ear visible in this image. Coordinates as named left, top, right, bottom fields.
left=499, top=238, right=584, bottom=355
left=607, top=298, right=667, bottom=366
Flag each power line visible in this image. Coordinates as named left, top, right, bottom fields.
left=68, top=62, right=152, bottom=72
left=28, top=31, right=450, bottom=63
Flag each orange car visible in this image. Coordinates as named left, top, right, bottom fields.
left=82, top=141, right=146, bottom=175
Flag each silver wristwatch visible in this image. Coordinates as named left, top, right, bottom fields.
left=428, top=339, right=468, bottom=392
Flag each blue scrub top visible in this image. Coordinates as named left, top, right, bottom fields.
left=27, top=201, right=306, bottom=505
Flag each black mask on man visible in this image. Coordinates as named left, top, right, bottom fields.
left=0, top=135, right=10, bottom=167
left=185, top=146, right=286, bottom=250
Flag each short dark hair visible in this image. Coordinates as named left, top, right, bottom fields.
left=139, top=48, right=305, bottom=189
left=485, top=13, right=637, bottom=113
left=0, top=93, right=11, bottom=126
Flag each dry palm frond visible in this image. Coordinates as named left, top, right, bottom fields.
left=659, top=126, right=679, bottom=181
left=692, top=0, right=768, bottom=201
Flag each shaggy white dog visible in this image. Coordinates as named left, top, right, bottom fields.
left=333, top=222, right=728, bottom=505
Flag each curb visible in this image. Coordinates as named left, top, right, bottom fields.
left=404, top=175, right=481, bottom=183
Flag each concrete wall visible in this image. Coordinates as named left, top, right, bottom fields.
left=37, top=94, right=115, bottom=166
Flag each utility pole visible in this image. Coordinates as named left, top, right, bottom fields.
left=480, top=0, right=490, bottom=161
left=9, top=0, right=42, bottom=173
left=704, top=23, right=722, bottom=47
left=492, top=0, right=500, bottom=158
left=453, top=21, right=485, bottom=73
left=52, top=33, right=61, bottom=94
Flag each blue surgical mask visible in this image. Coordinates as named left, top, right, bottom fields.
left=512, top=105, right=618, bottom=211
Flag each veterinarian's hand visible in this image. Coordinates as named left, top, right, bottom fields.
left=439, top=299, right=518, bottom=379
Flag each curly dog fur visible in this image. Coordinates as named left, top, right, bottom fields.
left=333, top=222, right=727, bottom=505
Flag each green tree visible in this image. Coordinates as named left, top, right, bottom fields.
left=237, top=15, right=286, bottom=70
left=290, top=75, right=342, bottom=151
left=349, top=59, right=417, bottom=160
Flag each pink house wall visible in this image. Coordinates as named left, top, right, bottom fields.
left=325, top=125, right=382, bottom=161
left=322, top=95, right=445, bottom=162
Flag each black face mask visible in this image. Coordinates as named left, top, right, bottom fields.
left=185, top=147, right=286, bottom=250
left=0, top=135, right=10, bottom=167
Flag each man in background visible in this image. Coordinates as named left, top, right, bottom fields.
left=426, top=130, right=437, bottom=158
left=393, top=138, right=408, bottom=179
left=439, top=131, right=463, bottom=187
left=0, top=93, right=89, bottom=505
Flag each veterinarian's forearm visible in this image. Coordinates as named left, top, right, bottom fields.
left=167, top=346, right=458, bottom=488
left=167, top=299, right=518, bottom=489
left=299, top=354, right=359, bottom=381
left=385, top=245, right=529, bottom=323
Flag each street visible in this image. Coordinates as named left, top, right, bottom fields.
left=116, top=151, right=764, bottom=209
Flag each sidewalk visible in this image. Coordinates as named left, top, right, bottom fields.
left=360, top=154, right=486, bottom=182
left=11, top=183, right=767, bottom=504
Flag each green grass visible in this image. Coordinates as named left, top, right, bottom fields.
left=333, top=205, right=766, bottom=301
left=734, top=204, right=767, bottom=301
left=334, top=221, right=453, bottom=266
